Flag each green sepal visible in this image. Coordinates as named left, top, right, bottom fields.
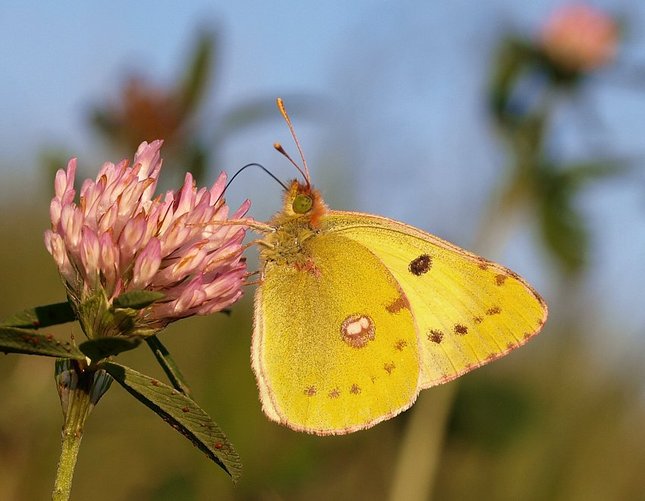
left=102, top=362, right=242, bottom=482
left=55, top=359, right=114, bottom=413
left=0, top=326, right=85, bottom=359
left=74, top=290, right=160, bottom=339
left=76, top=292, right=108, bottom=339
left=113, top=290, right=165, bottom=310
left=79, top=337, right=142, bottom=362
left=0, top=301, right=76, bottom=329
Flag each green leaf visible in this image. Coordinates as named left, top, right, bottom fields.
left=182, top=141, right=209, bottom=185
left=488, top=38, right=537, bottom=129
left=534, top=158, right=631, bottom=275
left=79, top=337, right=142, bottom=361
left=103, top=362, right=242, bottom=482
left=448, top=379, right=535, bottom=452
left=0, top=301, right=76, bottom=329
left=0, top=326, right=85, bottom=359
left=176, top=30, right=215, bottom=118
left=537, top=167, right=588, bottom=274
left=146, top=335, right=193, bottom=397
left=113, top=290, right=165, bottom=310
left=89, top=108, right=121, bottom=142
left=562, top=160, right=632, bottom=187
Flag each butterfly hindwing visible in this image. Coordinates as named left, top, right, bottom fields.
left=324, top=211, right=548, bottom=389
left=252, top=232, right=420, bottom=435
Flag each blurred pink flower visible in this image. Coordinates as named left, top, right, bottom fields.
left=45, top=140, right=250, bottom=338
left=541, top=4, right=618, bottom=72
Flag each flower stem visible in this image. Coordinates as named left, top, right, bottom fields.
left=53, top=416, right=85, bottom=501
left=388, top=384, right=456, bottom=501
left=52, top=383, right=91, bottom=501
left=52, top=360, right=111, bottom=501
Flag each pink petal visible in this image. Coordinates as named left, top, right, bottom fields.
left=44, top=230, right=75, bottom=283
left=80, top=227, right=101, bottom=288
left=174, top=173, right=197, bottom=217
left=50, top=198, right=63, bottom=228
left=99, top=232, right=119, bottom=296
left=131, top=238, right=162, bottom=290
left=134, top=140, right=163, bottom=201
left=209, top=172, right=227, bottom=204
left=118, top=213, right=147, bottom=266
left=60, top=205, right=84, bottom=252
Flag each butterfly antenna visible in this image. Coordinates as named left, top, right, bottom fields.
left=218, top=162, right=289, bottom=203
left=276, top=97, right=311, bottom=187
left=273, top=143, right=309, bottom=186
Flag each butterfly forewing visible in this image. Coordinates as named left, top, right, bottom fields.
left=252, top=233, right=421, bottom=435
left=324, top=211, right=548, bottom=388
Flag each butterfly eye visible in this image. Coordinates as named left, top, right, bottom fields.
left=292, top=194, right=313, bottom=214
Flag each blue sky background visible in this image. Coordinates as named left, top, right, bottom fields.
left=2, top=0, right=645, bottom=353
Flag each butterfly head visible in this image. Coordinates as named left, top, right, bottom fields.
left=282, top=179, right=328, bottom=227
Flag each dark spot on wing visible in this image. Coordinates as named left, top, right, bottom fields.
left=394, top=339, right=408, bottom=351
left=386, top=295, right=410, bottom=314
left=409, top=254, right=432, bottom=275
left=428, top=329, right=444, bottom=343
left=454, top=324, right=468, bottom=335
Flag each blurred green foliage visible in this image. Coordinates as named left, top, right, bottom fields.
left=488, top=36, right=631, bottom=275
left=90, top=29, right=216, bottom=184
left=86, top=29, right=317, bottom=188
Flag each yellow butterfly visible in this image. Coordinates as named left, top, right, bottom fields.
left=251, top=98, right=547, bottom=435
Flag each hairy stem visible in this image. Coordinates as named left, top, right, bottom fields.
left=52, top=415, right=86, bottom=501
left=52, top=380, right=92, bottom=501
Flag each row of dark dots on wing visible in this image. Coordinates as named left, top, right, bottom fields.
left=303, top=358, right=400, bottom=399
left=426, top=306, right=503, bottom=344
